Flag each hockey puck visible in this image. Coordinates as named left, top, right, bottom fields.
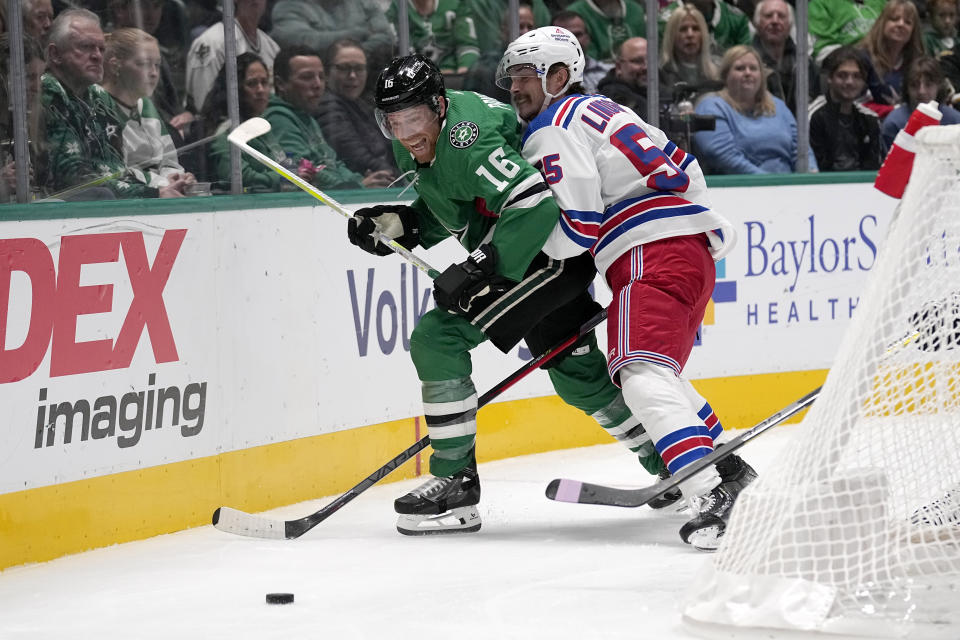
left=265, top=593, right=294, bottom=605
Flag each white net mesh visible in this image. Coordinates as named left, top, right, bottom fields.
left=684, top=125, right=960, bottom=639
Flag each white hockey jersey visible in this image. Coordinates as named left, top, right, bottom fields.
left=521, top=94, right=736, bottom=280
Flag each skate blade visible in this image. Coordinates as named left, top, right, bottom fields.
left=396, top=506, right=481, bottom=536
left=685, top=524, right=723, bottom=552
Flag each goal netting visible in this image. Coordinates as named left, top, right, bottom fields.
left=684, top=125, right=960, bottom=639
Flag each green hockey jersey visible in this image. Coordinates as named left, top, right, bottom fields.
left=393, top=90, right=560, bottom=281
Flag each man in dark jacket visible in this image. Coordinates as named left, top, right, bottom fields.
left=596, top=37, right=649, bottom=118
left=808, top=46, right=883, bottom=171
left=752, top=0, right=820, bottom=115
left=264, top=45, right=390, bottom=189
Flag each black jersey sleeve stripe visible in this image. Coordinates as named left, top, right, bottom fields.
left=503, top=180, right=550, bottom=210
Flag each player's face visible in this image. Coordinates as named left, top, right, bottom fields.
left=241, top=61, right=270, bottom=116
left=827, top=60, right=865, bottom=104
left=505, top=66, right=546, bottom=121
left=386, top=104, right=444, bottom=163
left=279, top=55, right=325, bottom=115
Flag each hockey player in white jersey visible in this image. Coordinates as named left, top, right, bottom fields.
left=496, top=26, right=757, bottom=550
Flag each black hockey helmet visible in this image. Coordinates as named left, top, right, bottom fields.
left=375, top=54, right=446, bottom=115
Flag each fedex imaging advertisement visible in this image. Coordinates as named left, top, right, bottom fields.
left=0, top=183, right=898, bottom=493
left=0, top=217, right=220, bottom=492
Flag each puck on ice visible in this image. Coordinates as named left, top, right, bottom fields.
left=266, top=593, right=294, bottom=605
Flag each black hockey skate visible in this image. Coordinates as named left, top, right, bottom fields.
left=679, top=453, right=757, bottom=551
left=395, top=463, right=482, bottom=536
left=648, top=468, right=684, bottom=510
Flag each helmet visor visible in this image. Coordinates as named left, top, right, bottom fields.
left=494, top=63, right=542, bottom=90
left=375, top=104, right=440, bottom=140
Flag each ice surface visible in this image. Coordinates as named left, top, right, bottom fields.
left=0, top=428, right=795, bottom=640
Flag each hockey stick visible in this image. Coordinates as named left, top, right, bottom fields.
left=212, top=308, right=609, bottom=539
left=545, top=385, right=822, bottom=508
left=228, top=117, right=440, bottom=278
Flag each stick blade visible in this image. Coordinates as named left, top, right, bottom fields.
left=545, top=478, right=659, bottom=508
left=212, top=506, right=287, bottom=540
left=228, top=117, right=272, bottom=146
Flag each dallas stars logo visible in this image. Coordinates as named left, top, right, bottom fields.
left=449, top=121, right=479, bottom=149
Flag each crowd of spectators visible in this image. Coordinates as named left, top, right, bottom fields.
left=1, top=0, right=959, bottom=202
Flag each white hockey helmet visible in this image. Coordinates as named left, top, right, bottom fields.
left=496, top=26, right=585, bottom=99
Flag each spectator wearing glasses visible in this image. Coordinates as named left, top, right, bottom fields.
left=264, top=45, right=383, bottom=190
left=317, top=39, right=397, bottom=185
left=808, top=45, right=883, bottom=171
left=597, top=37, right=649, bottom=116
left=42, top=9, right=153, bottom=199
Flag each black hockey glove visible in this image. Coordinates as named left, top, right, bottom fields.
left=433, top=244, right=510, bottom=316
left=347, top=204, right=421, bottom=257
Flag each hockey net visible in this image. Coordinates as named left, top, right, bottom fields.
left=684, top=125, right=960, bottom=639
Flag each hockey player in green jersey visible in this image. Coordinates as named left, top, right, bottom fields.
left=347, top=54, right=676, bottom=535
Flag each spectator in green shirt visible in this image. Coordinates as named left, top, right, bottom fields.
left=43, top=8, right=166, bottom=199
left=387, top=0, right=480, bottom=78
left=464, top=0, right=551, bottom=54
left=809, top=0, right=885, bottom=64
left=566, top=0, right=646, bottom=64
left=924, top=0, right=958, bottom=56
left=264, top=45, right=390, bottom=190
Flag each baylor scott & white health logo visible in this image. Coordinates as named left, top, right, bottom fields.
left=450, top=121, right=479, bottom=148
